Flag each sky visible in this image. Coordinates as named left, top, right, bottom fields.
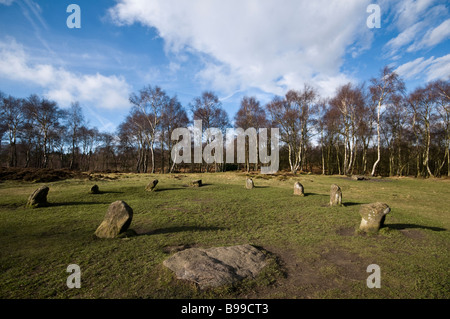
left=0, top=0, right=449, bottom=133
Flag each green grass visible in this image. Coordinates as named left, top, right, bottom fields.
left=0, top=172, right=449, bottom=299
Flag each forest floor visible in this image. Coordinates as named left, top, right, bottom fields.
left=0, top=172, right=449, bottom=299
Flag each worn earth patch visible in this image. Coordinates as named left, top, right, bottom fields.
left=239, top=246, right=373, bottom=298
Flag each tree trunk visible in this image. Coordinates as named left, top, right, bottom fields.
left=335, top=144, right=341, bottom=175
left=150, top=144, right=155, bottom=174
left=447, top=147, right=450, bottom=177
left=43, top=133, right=48, bottom=168
left=424, top=125, right=433, bottom=177
left=397, top=138, right=402, bottom=176
left=321, top=130, right=325, bottom=175
left=288, top=144, right=294, bottom=174
left=371, top=102, right=381, bottom=176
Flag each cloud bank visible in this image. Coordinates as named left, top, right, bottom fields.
left=109, top=0, right=373, bottom=98
left=0, top=38, right=131, bottom=110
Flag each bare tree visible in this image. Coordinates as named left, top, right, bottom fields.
left=23, top=95, right=64, bottom=168
left=118, top=110, right=149, bottom=173
left=330, top=83, right=365, bottom=175
left=408, top=82, right=446, bottom=177
left=160, top=96, right=189, bottom=173
left=0, top=95, right=25, bottom=167
left=369, top=66, right=405, bottom=176
left=190, top=91, right=229, bottom=172
left=266, top=85, right=317, bottom=174
left=234, top=96, right=268, bottom=172
left=66, top=102, right=85, bottom=170
left=383, top=94, right=409, bottom=176
left=129, top=85, right=168, bottom=173
left=432, top=80, right=450, bottom=176
left=79, top=126, right=100, bottom=171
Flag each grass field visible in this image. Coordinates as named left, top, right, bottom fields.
left=0, top=172, right=449, bottom=299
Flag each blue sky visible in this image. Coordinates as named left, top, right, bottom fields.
left=0, top=0, right=449, bottom=132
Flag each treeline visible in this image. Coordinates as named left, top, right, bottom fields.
left=0, top=66, right=449, bottom=177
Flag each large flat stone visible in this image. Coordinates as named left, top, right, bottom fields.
left=163, top=244, right=267, bottom=289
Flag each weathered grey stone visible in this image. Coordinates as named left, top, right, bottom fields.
left=246, top=178, right=254, bottom=189
left=94, top=201, right=133, bottom=239
left=190, top=179, right=202, bottom=187
left=163, top=244, right=267, bottom=289
left=330, top=184, right=342, bottom=206
left=359, top=202, right=390, bottom=233
left=145, top=179, right=159, bottom=191
left=90, top=184, right=100, bottom=194
left=294, top=182, right=304, bottom=196
left=26, top=186, right=49, bottom=208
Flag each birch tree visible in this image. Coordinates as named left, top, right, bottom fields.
left=369, top=66, right=405, bottom=176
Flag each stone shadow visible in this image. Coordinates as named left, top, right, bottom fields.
left=49, top=201, right=109, bottom=207
left=153, top=187, right=185, bottom=192
left=387, top=223, right=446, bottom=232
left=303, top=192, right=325, bottom=197
left=138, top=226, right=227, bottom=236
left=91, top=191, right=124, bottom=194
left=343, top=202, right=362, bottom=207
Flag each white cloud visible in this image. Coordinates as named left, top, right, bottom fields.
left=395, top=54, right=450, bottom=82
left=394, top=56, right=435, bottom=79
left=0, top=0, right=15, bottom=5
left=0, top=38, right=132, bottom=110
left=408, top=19, right=450, bottom=51
left=386, top=22, right=425, bottom=52
left=425, top=54, right=450, bottom=81
left=392, top=0, right=435, bottom=30
left=385, top=1, right=449, bottom=56
left=109, top=0, right=372, bottom=98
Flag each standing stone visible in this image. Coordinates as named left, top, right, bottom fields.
left=94, top=201, right=133, bottom=239
left=359, top=202, right=391, bottom=233
left=145, top=179, right=159, bottom=192
left=190, top=180, right=202, bottom=187
left=26, top=186, right=49, bottom=208
left=90, top=184, right=100, bottom=194
left=294, top=182, right=304, bottom=196
left=330, top=184, right=342, bottom=206
left=246, top=178, right=254, bottom=189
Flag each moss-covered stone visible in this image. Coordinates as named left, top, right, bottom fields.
left=94, top=201, right=133, bottom=239
left=26, top=186, right=49, bottom=208
left=145, top=179, right=159, bottom=192
left=359, top=202, right=390, bottom=233
left=330, top=184, right=342, bottom=206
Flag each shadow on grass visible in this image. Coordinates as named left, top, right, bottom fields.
left=153, top=188, right=185, bottom=192
left=343, top=202, right=362, bottom=207
left=49, top=201, right=109, bottom=207
left=138, top=226, right=226, bottom=236
left=178, top=183, right=212, bottom=188
left=387, top=223, right=446, bottom=232
left=91, top=191, right=124, bottom=194
left=303, top=192, right=327, bottom=197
